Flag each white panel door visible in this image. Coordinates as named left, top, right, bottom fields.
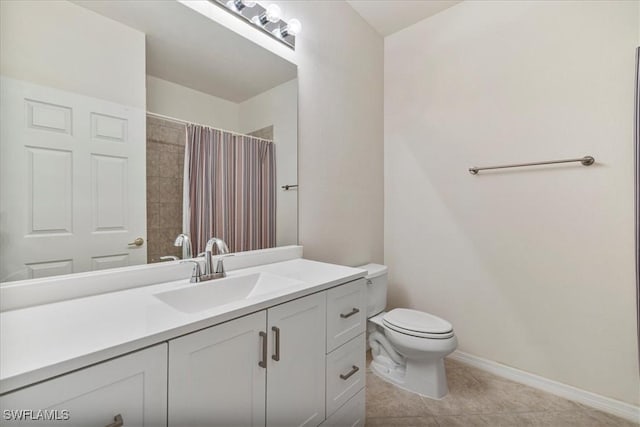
left=0, top=77, right=146, bottom=281
left=267, top=292, right=327, bottom=427
left=0, top=344, right=167, bottom=427
left=168, top=311, right=267, bottom=427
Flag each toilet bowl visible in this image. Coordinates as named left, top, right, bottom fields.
left=358, top=264, right=457, bottom=400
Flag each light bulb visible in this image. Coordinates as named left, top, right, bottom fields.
left=255, top=3, right=282, bottom=25
left=286, top=18, right=301, bottom=36
left=276, top=18, right=302, bottom=38
left=241, top=0, right=256, bottom=7
left=265, top=4, right=281, bottom=23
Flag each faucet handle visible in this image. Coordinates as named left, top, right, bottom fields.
left=214, top=254, right=235, bottom=276
left=180, top=260, right=202, bottom=283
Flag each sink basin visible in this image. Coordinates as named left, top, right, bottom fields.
left=154, top=272, right=304, bottom=313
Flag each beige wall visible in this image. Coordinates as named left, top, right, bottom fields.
left=0, top=0, right=145, bottom=108
left=283, top=1, right=385, bottom=266
left=146, top=75, right=240, bottom=131
left=385, top=0, right=639, bottom=405
left=179, top=0, right=385, bottom=267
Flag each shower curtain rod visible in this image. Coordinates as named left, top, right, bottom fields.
left=146, top=111, right=274, bottom=143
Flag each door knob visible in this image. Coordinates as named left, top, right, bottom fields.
left=105, top=414, right=123, bottom=427
left=128, top=237, right=144, bottom=247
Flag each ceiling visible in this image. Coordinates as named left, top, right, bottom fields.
left=346, top=0, right=462, bottom=36
left=74, top=1, right=296, bottom=103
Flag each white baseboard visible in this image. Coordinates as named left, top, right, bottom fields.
left=449, top=350, right=640, bottom=424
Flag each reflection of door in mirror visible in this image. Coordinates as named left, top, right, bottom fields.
left=0, top=79, right=147, bottom=281
left=0, top=0, right=297, bottom=282
left=0, top=0, right=148, bottom=282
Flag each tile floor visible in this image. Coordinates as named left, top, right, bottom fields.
left=365, top=354, right=638, bottom=427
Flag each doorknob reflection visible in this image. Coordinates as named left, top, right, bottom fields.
left=128, top=237, right=144, bottom=247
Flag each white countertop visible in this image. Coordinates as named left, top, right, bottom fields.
left=0, top=258, right=365, bottom=394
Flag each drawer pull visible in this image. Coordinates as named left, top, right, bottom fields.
left=339, top=365, right=360, bottom=380
left=340, top=308, right=360, bottom=319
left=272, top=326, right=281, bottom=361
left=105, top=414, right=123, bottom=427
left=259, top=331, right=267, bottom=368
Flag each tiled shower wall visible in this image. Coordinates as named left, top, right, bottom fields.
left=146, top=116, right=186, bottom=263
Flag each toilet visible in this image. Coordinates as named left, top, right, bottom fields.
left=359, top=263, right=458, bottom=400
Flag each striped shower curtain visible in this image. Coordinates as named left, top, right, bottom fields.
left=185, top=124, right=276, bottom=255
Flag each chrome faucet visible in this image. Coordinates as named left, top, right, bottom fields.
left=204, top=237, right=230, bottom=276
left=179, top=238, right=231, bottom=283
left=214, top=254, right=234, bottom=278
left=180, top=260, right=203, bottom=283
left=174, top=234, right=193, bottom=260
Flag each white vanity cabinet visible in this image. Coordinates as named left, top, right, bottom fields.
left=0, top=344, right=167, bottom=427
left=168, top=311, right=267, bottom=427
left=326, top=279, right=367, bottom=352
left=266, top=292, right=326, bottom=427
left=321, top=389, right=365, bottom=427
left=323, top=278, right=367, bottom=426
left=0, top=274, right=367, bottom=427
left=168, top=291, right=327, bottom=427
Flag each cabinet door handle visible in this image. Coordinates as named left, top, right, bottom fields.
left=339, top=365, right=360, bottom=380
left=340, top=308, right=360, bottom=319
left=259, top=331, right=267, bottom=368
left=271, top=326, right=280, bottom=361
left=105, top=414, right=123, bottom=427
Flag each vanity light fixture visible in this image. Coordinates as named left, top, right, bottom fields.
left=226, top=0, right=256, bottom=11
left=211, top=0, right=300, bottom=49
left=276, top=18, right=301, bottom=38
left=255, top=4, right=281, bottom=25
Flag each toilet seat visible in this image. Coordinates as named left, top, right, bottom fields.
left=382, top=309, right=454, bottom=339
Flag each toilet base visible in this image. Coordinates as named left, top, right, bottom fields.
left=370, top=355, right=450, bottom=400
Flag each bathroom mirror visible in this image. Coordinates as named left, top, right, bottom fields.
left=0, top=0, right=298, bottom=282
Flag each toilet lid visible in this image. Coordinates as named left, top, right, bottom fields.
left=383, top=308, right=453, bottom=335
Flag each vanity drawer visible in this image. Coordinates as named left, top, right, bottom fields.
left=326, top=333, right=366, bottom=417
left=320, top=387, right=365, bottom=427
left=326, top=278, right=366, bottom=352
left=0, top=344, right=167, bottom=427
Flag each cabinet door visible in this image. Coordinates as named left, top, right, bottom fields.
left=168, top=311, right=267, bottom=427
left=267, top=292, right=326, bottom=427
left=0, top=344, right=167, bottom=427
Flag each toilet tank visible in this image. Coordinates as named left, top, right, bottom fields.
left=356, top=263, right=388, bottom=318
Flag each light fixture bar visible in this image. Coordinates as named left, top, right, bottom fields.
left=212, top=0, right=298, bottom=49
